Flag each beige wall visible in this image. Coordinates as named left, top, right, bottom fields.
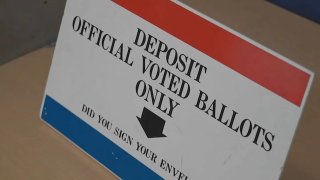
left=0, top=0, right=66, bottom=64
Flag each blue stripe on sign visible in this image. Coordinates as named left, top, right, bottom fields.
left=41, top=95, right=162, bottom=180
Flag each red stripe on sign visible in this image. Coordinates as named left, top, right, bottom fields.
left=113, top=0, right=311, bottom=107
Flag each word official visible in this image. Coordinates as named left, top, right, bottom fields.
left=72, top=16, right=134, bottom=67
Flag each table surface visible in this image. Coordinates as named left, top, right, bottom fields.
left=1, top=1, right=320, bottom=179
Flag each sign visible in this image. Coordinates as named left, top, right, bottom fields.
left=41, top=0, right=313, bottom=179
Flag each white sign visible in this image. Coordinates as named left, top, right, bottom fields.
left=41, top=0, right=313, bottom=179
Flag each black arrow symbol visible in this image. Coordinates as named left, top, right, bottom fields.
left=137, top=107, right=166, bottom=138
